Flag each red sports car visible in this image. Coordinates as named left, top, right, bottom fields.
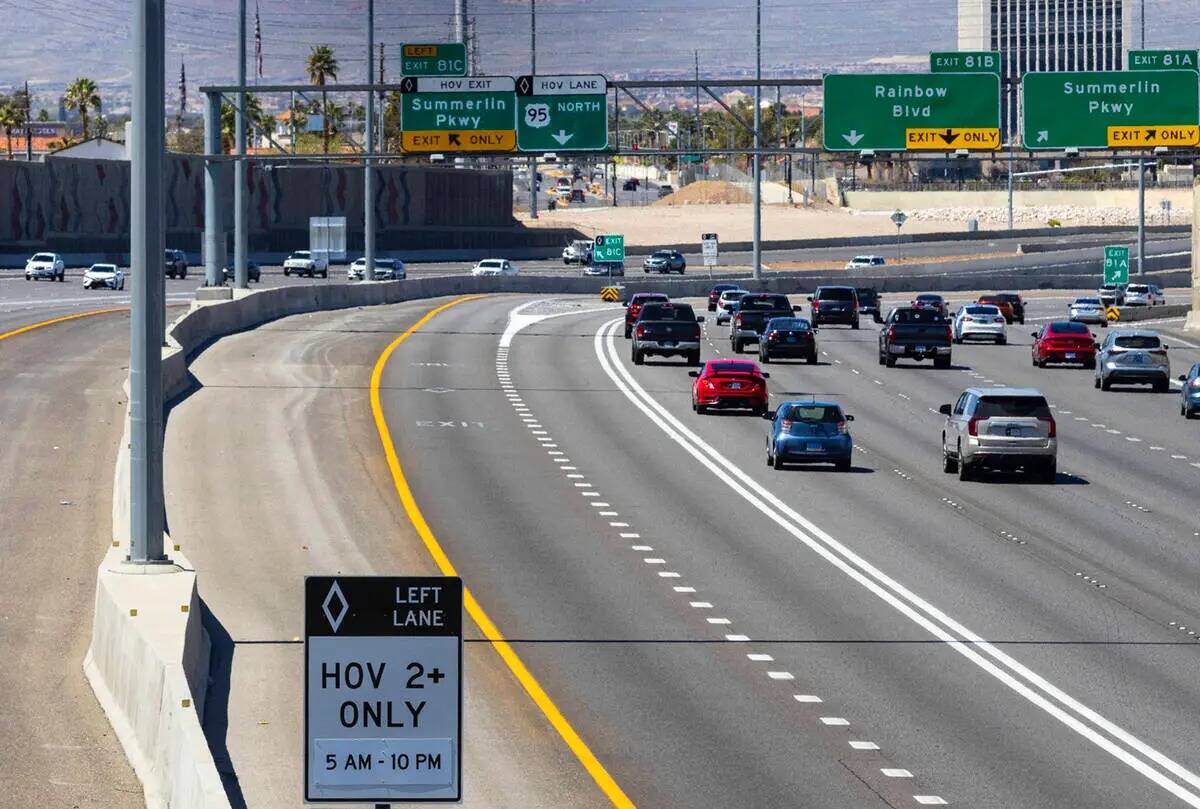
left=624, top=292, right=669, bottom=338
left=1031, top=321, right=1097, bottom=368
left=689, top=359, right=769, bottom=415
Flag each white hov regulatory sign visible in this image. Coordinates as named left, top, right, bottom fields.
left=304, top=576, right=463, bottom=803
left=523, top=74, right=607, bottom=96
left=415, top=75, right=515, bottom=93
left=701, top=232, right=719, bottom=266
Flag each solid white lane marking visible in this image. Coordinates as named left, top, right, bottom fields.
left=821, top=717, right=850, bottom=726
left=707, top=617, right=732, bottom=625
left=689, top=601, right=713, bottom=608
left=794, top=695, right=823, bottom=703
left=594, top=317, right=1200, bottom=806
left=882, top=768, right=913, bottom=778
left=768, top=671, right=795, bottom=681
left=849, top=741, right=880, bottom=750
left=725, top=634, right=750, bottom=642
left=747, top=653, right=774, bottom=662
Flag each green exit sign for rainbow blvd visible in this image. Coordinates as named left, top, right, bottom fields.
left=930, top=51, right=1001, bottom=75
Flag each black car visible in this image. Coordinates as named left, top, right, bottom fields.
left=222, top=260, right=262, bottom=283
left=759, top=317, right=817, bottom=364
left=854, top=287, right=883, bottom=323
left=809, top=286, right=860, bottom=329
left=165, top=249, right=188, bottom=279
left=622, top=179, right=639, bottom=191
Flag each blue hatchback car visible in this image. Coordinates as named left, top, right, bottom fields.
left=1181, top=363, right=1200, bottom=419
left=765, top=400, right=854, bottom=471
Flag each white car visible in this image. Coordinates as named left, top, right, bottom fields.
left=283, top=250, right=329, bottom=278
left=1068, top=296, right=1107, bottom=326
left=1122, top=283, right=1163, bottom=307
left=715, top=289, right=749, bottom=325
left=347, top=257, right=406, bottom=281
left=25, top=252, right=65, bottom=282
left=561, top=240, right=593, bottom=265
left=82, top=263, right=125, bottom=290
left=471, top=259, right=518, bottom=277
left=845, top=255, right=886, bottom=270
left=952, top=304, right=1006, bottom=344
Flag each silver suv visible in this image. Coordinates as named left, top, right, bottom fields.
left=1095, top=330, right=1171, bottom=392
left=939, top=388, right=1057, bottom=482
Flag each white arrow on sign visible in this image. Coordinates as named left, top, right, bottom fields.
left=842, top=130, right=865, bottom=146
left=551, top=129, right=574, bottom=145
left=1037, top=130, right=1049, bottom=143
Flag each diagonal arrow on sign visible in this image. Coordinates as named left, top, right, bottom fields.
left=551, top=129, right=574, bottom=145
left=842, top=130, right=865, bottom=146
left=1036, top=130, right=1049, bottom=143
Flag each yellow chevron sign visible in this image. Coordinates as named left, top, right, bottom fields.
left=599, top=286, right=621, bottom=302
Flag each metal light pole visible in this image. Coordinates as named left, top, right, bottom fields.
left=129, top=0, right=167, bottom=563
left=752, top=0, right=762, bottom=281
left=234, top=0, right=248, bottom=289
left=203, top=92, right=223, bottom=287
left=529, top=0, right=538, bottom=220
left=364, top=0, right=376, bottom=281
left=1135, top=0, right=1146, bottom=276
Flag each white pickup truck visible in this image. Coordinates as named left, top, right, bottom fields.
left=283, top=250, right=329, bottom=278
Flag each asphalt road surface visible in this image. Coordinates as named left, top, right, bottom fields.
left=0, top=310, right=143, bottom=808
left=148, top=291, right=1200, bottom=806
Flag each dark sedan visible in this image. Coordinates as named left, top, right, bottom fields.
left=759, top=317, right=817, bottom=364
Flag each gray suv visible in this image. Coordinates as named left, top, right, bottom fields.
left=1094, top=330, right=1171, bottom=392
left=939, top=387, right=1057, bottom=482
left=1179, top=363, right=1200, bottom=419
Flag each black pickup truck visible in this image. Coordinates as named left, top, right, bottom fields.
left=729, top=293, right=799, bottom=353
left=632, top=302, right=704, bottom=365
left=878, top=307, right=953, bottom=368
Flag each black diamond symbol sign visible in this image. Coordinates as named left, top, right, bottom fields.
left=322, top=581, right=349, bottom=633
left=517, top=76, right=532, bottom=96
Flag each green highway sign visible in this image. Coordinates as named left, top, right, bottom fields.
left=400, top=76, right=516, bottom=153
left=593, top=233, right=625, bottom=263
left=515, top=74, right=608, bottom=152
left=1103, top=245, right=1130, bottom=285
left=822, top=73, right=1001, bottom=151
left=1128, top=49, right=1199, bottom=70
left=930, top=51, right=1001, bottom=75
left=1022, top=70, right=1200, bottom=149
left=400, top=43, right=467, bottom=77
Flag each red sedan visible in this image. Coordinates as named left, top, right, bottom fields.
left=1031, top=321, right=1097, bottom=368
left=624, top=292, right=669, bottom=338
left=689, top=359, right=770, bottom=415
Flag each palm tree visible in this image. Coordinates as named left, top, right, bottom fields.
left=0, top=101, right=20, bottom=158
left=220, top=93, right=269, bottom=153
left=64, top=77, right=101, bottom=139
left=305, top=45, right=339, bottom=154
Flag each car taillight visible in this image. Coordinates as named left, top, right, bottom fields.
left=635, top=325, right=645, bottom=338
left=630, top=305, right=641, bottom=316
left=780, top=419, right=793, bottom=430
left=811, top=300, right=820, bottom=311
left=1190, top=378, right=1200, bottom=388
left=768, top=331, right=779, bottom=341
left=1039, top=416, right=1057, bottom=438
left=734, top=314, right=743, bottom=327
left=887, top=325, right=897, bottom=340
left=963, top=315, right=975, bottom=322
left=945, top=326, right=953, bottom=343
left=835, top=420, right=848, bottom=434
left=967, top=417, right=980, bottom=436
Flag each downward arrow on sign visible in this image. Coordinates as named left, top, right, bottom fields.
left=842, top=130, right=865, bottom=146
left=551, top=129, right=574, bottom=145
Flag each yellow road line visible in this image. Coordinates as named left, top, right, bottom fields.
left=370, top=295, right=635, bottom=809
left=0, top=307, right=128, bottom=343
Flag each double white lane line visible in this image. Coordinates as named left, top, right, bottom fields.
left=593, top=316, right=1200, bottom=807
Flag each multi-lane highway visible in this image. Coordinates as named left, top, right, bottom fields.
left=146, top=288, right=1200, bottom=807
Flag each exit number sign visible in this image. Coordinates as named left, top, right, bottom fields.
left=930, top=51, right=1001, bottom=75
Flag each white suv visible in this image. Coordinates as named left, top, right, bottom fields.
left=283, top=250, right=329, bottom=278
left=25, top=252, right=65, bottom=282
left=1122, top=283, right=1163, bottom=307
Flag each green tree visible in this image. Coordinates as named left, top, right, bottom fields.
left=64, top=77, right=101, bottom=139
left=304, top=45, right=339, bottom=154
left=0, top=101, right=20, bottom=158
left=36, top=108, right=49, bottom=122
left=220, top=93, right=271, bottom=153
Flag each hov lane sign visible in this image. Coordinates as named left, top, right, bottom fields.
left=701, top=232, right=719, bottom=267
left=305, top=576, right=463, bottom=803
left=515, top=74, right=608, bottom=152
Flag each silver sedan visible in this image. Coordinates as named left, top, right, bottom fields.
left=1068, top=297, right=1107, bottom=327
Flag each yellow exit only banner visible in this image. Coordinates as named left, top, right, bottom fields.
left=905, top=128, right=1001, bottom=150
left=402, top=130, right=516, bottom=153
left=1107, top=125, right=1199, bottom=148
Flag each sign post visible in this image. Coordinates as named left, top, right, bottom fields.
left=1021, top=71, right=1200, bottom=149
left=1103, top=245, right=1130, bottom=286
left=929, top=51, right=1001, bottom=74
left=515, top=74, right=608, bottom=152
left=304, top=576, right=463, bottom=804
left=400, top=76, right=517, bottom=153
left=822, top=73, right=1001, bottom=152
left=891, top=210, right=908, bottom=263
left=400, top=43, right=468, bottom=77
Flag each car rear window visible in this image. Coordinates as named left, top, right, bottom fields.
left=855, top=289, right=879, bottom=302
left=817, top=288, right=856, bottom=301
left=721, top=290, right=748, bottom=300
left=711, top=361, right=758, bottom=375
left=632, top=293, right=668, bottom=304
left=1126, top=285, right=1149, bottom=293
left=1074, top=298, right=1101, bottom=305
left=1047, top=321, right=1089, bottom=334
left=640, top=303, right=696, bottom=321
left=781, top=404, right=842, bottom=422
left=740, top=295, right=792, bottom=311
left=978, top=296, right=1003, bottom=303
left=975, top=396, right=1051, bottom=419
left=997, top=293, right=1020, bottom=302
left=32, top=253, right=54, bottom=261
left=767, top=318, right=811, bottom=330
left=892, top=308, right=947, bottom=323
left=1114, top=335, right=1161, bottom=349
left=964, top=305, right=999, bottom=315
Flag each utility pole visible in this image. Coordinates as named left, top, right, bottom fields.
left=694, top=50, right=701, bottom=157
left=129, top=0, right=167, bottom=563
left=234, top=0, right=248, bottom=289
left=378, top=43, right=385, bottom=152
left=24, top=80, right=32, bottom=161
left=177, top=63, right=186, bottom=132
left=1137, top=0, right=1146, bottom=276
left=364, top=0, right=376, bottom=281
left=529, top=0, right=537, bottom=220
left=752, top=0, right=762, bottom=281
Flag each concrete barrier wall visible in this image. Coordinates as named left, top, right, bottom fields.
left=844, top=187, right=1196, bottom=213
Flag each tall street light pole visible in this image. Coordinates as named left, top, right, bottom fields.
left=364, top=0, right=376, bottom=281
left=1136, top=0, right=1146, bottom=276
left=752, top=0, right=762, bottom=281
left=129, top=0, right=167, bottom=563
left=529, top=0, right=538, bottom=220
left=234, top=0, right=248, bottom=289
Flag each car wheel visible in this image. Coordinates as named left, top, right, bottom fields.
left=58, top=272, right=65, bottom=282
left=997, top=337, right=1007, bottom=346
left=754, top=405, right=767, bottom=418
left=953, top=335, right=962, bottom=344
left=772, top=451, right=784, bottom=470
left=696, top=404, right=707, bottom=414
left=689, top=351, right=701, bottom=366
left=632, top=349, right=644, bottom=366
left=874, top=314, right=883, bottom=324
left=760, top=351, right=770, bottom=364
left=167, top=271, right=175, bottom=279
left=623, top=326, right=631, bottom=339
left=1154, top=377, right=1170, bottom=393
left=934, top=356, right=951, bottom=369
left=180, top=269, right=187, bottom=280
left=885, top=355, right=896, bottom=368
left=1100, top=376, right=1112, bottom=391
left=957, top=447, right=972, bottom=481
left=1094, top=375, right=1101, bottom=389
left=283, top=268, right=290, bottom=276
left=851, top=320, right=859, bottom=330
left=836, top=458, right=851, bottom=472
left=807, top=354, right=817, bottom=365
left=120, top=281, right=125, bottom=290
left=731, top=339, right=741, bottom=353
left=942, top=448, right=958, bottom=474
left=1037, top=460, right=1057, bottom=483
left=1186, top=406, right=1196, bottom=420
left=1083, top=359, right=1096, bottom=370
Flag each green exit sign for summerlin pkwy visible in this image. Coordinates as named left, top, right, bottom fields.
left=930, top=51, right=1001, bottom=74
left=1128, top=49, right=1199, bottom=70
